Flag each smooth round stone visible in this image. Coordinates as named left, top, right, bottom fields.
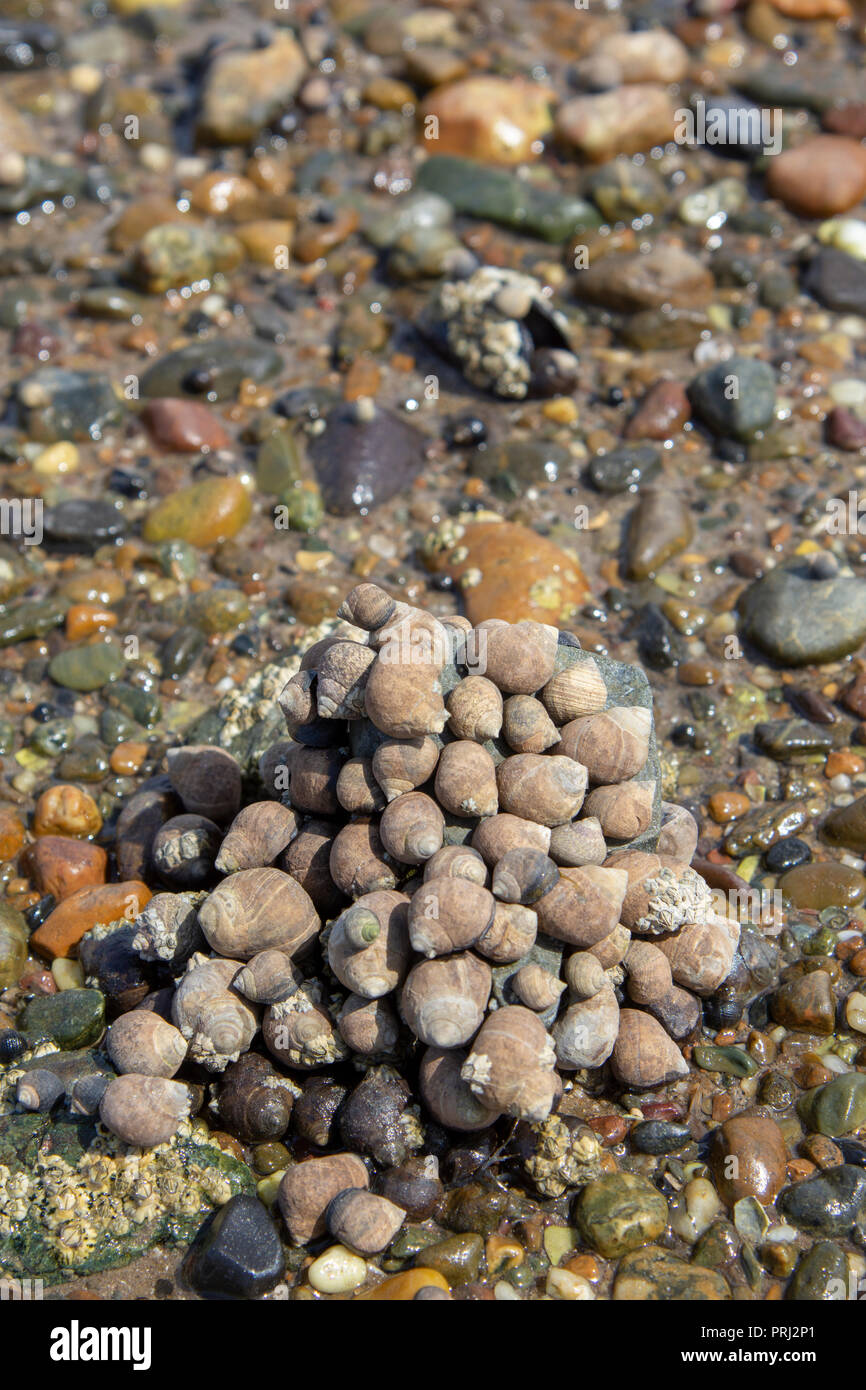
left=612, top=1246, right=729, bottom=1301
left=740, top=561, right=866, bottom=666
left=420, top=76, right=553, bottom=165
left=626, top=487, right=693, bottom=579
left=49, top=642, right=124, bottom=692
left=107, top=681, right=160, bottom=729
left=426, top=519, right=590, bottom=624
left=196, top=31, right=306, bottom=145
left=767, top=136, right=866, bottom=218
left=691, top=1220, right=740, bottom=1270
left=688, top=356, right=776, bottom=441
left=186, top=1194, right=285, bottom=1299
left=363, top=191, right=453, bottom=250
left=778, top=1165, right=866, bottom=1236
left=588, top=445, right=660, bottom=494
left=43, top=499, right=126, bottom=549
left=22, top=988, right=105, bottom=1049
left=684, top=95, right=769, bottom=159
left=59, top=736, right=110, bottom=783
left=693, top=1045, right=758, bottom=1079
left=584, top=158, right=666, bottom=221
left=797, top=1074, right=866, bottom=1137
left=771, top=971, right=836, bottom=1034
left=140, top=340, right=281, bottom=401
left=709, top=1112, right=787, bottom=1204
left=804, top=248, right=866, bottom=317
left=556, top=85, right=677, bottom=163
left=419, top=1232, right=483, bottom=1285
left=0, top=901, right=27, bottom=988
left=143, top=477, right=251, bottom=547
left=780, top=863, right=866, bottom=911
left=187, top=589, right=250, bottom=635
left=0, top=598, right=67, bottom=649
left=77, top=286, right=146, bottom=321
left=161, top=626, right=206, bottom=678
left=16, top=368, right=122, bottom=443
left=823, top=795, right=866, bottom=852
left=630, top=1120, right=691, bottom=1155
left=574, top=1172, right=668, bottom=1259
left=754, top=719, right=834, bottom=760
left=141, top=398, right=231, bottom=453
left=472, top=440, right=572, bottom=495
left=308, top=403, right=427, bottom=515
left=765, top=837, right=811, bottom=872
left=786, top=1241, right=849, bottom=1301
left=578, top=243, right=713, bottom=314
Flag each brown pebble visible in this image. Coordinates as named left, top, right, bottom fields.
left=707, top=791, right=751, bottom=824
left=141, top=399, right=231, bottom=454
left=766, top=135, right=866, bottom=217
left=33, top=785, right=102, bottom=839
left=624, top=380, right=690, bottom=440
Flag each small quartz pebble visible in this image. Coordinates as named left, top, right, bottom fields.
left=308, top=1245, right=368, bottom=1294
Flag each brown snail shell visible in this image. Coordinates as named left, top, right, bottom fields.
left=553, top=987, right=620, bottom=1070
left=625, top=940, right=701, bottom=1039
left=657, top=800, right=700, bottom=861
left=336, top=758, right=387, bottom=815
left=479, top=621, right=558, bottom=695
left=232, top=948, right=303, bottom=1004
left=364, top=654, right=448, bottom=739
left=326, top=1188, right=406, bottom=1256
left=215, top=801, right=301, bottom=874
left=171, top=955, right=260, bottom=1072
left=400, top=952, right=491, bottom=1048
left=278, top=1152, right=369, bottom=1244
left=491, top=847, right=559, bottom=905
left=99, top=1074, right=192, bottom=1147
left=106, top=1010, right=188, bottom=1078
left=407, top=877, right=496, bottom=958
left=337, top=582, right=398, bottom=631
left=471, top=812, right=551, bottom=866
left=540, top=657, right=608, bottom=724
left=584, top=779, right=655, bottom=842
left=16, top=1069, right=65, bottom=1112
left=328, top=889, right=411, bottom=998
left=461, top=1006, right=557, bottom=1122
left=337, top=994, right=401, bottom=1055
left=548, top=816, right=607, bottom=868
left=418, top=1046, right=501, bottom=1131
left=434, top=740, right=498, bottom=819
left=371, top=736, right=440, bottom=802
left=216, top=1053, right=297, bottom=1143
left=656, top=917, right=738, bottom=996
left=288, top=745, right=344, bottom=817
left=278, top=669, right=317, bottom=729
left=512, top=962, right=567, bottom=1011
left=610, top=1009, right=689, bottom=1089
left=588, top=922, right=631, bottom=969
left=563, top=951, right=607, bottom=1000
left=446, top=675, right=503, bottom=742
left=131, top=889, right=205, bottom=968
left=316, top=640, right=376, bottom=720
left=379, top=791, right=445, bottom=865
left=502, top=695, right=561, bottom=754
left=329, top=818, right=397, bottom=898
left=610, top=851, right=713, bottom=935
left=279, top=818, right=345, bottom=920
left=474, top=901, right=537, bottom=963
left=534, top=864, right=627, bottom=947
left=496, top=754, right=588, bottom=827
left=152, top=813, right=221, bottom=889
left=263, top=981, right=350, bottom=1069
left=199, top=866, right=320, bottom=961
left=166, top=744, right=242, bottom=825
left=558, top=706, right=651, bottom=785
left=422, top=844, right=488, bottom=886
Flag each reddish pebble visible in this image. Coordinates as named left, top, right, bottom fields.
left=766, top=135, right=866, bottom=218
left=849, top=948, right=866, bottom=976
left=25, top=836, right=108, bottom=902
left=11, top=321, right=60, bottom=359
left=587, top=1114, right=629, bottom=1146
left=826, top=407, right=866, bottom=452
left=141, top=398, right=231, bottom=454
left=18, top=966, right=57, bottom=995
left=624, top=380, right=690, bottom=440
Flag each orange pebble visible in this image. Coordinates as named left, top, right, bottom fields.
left=707, top=791, right=751, bottom=823
left=356, top=1269, right=450, bottom=1301
left=848, top=947, right=866, bottom=976
left=564, top=1253, right=600, bottom=1282
left=65, top=604, right=118, bottom=640
left=0, top=806, right=26, bottom=860
left=825, top=750, right=865, bottom=779
left=109, top=741, right=148, bottom=775
left=33, top=785, right=102, bottom=839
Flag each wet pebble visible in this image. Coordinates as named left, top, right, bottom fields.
left=588, top=445, right=660, bottom=494
left=186, top=1194, right=285, bottom=1299
left=779, top=1165, right=866, bottom=1236
left=308, top=401, right=428, bottom=515
left=740, top=560, right=866, bottom=666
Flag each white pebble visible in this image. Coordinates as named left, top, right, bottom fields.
left=670, top=1177, right=722, bottom=1243
left=545, top=1268, right=595, bottom=1300
left=494, top=1280, right=521, bottom=1300
left=845, top=992, right=866, bottom=1034
left=308, top=1245, right=367, bottom=1294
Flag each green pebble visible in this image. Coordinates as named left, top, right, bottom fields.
left=59, top=735, right=110, bottom=783
left=29, top=718, right=75, bottom=757
left=22, top=989, right=106, bottom=1050
left=693, top=1045, right=758, bottom=1078
left=48, top=642, right=124, bottom=692
left=574, top=1172, right=668, bottom=1259
left=99, top=708, right=144, bottom=747
left=797, top=1074, right=866, bottom=1137
left=107, top=681, right=161, bottom=730
left=187, top=589, right=250, bottom=635
left=786, top=1241, right=849, bottom=1301
left=416, top=1232, right=483, bottom=1286
left=160, top=626, right=206, bottom=679
left=0, top=598, right=67, bottom=649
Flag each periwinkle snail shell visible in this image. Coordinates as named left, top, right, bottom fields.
left=198, top=866, right=320, bottom=961
left=99, top=1074, right=193, bottom=1147
left=106, top=1010, right=188, bottom=1078
left=171, top=956, right=260, bottom=1071
left=400, top=952, right=491, bottom=1049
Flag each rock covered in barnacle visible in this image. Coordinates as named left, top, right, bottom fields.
left=419, top=266, right=579, bottom=399
left=521, top=1114, right=606, bottom=1198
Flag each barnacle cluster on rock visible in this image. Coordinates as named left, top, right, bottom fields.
left=58, top=582, right=740, bottom=1176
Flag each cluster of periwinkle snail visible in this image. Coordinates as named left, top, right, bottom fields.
left=60, top=583, right=740, bottom=1155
